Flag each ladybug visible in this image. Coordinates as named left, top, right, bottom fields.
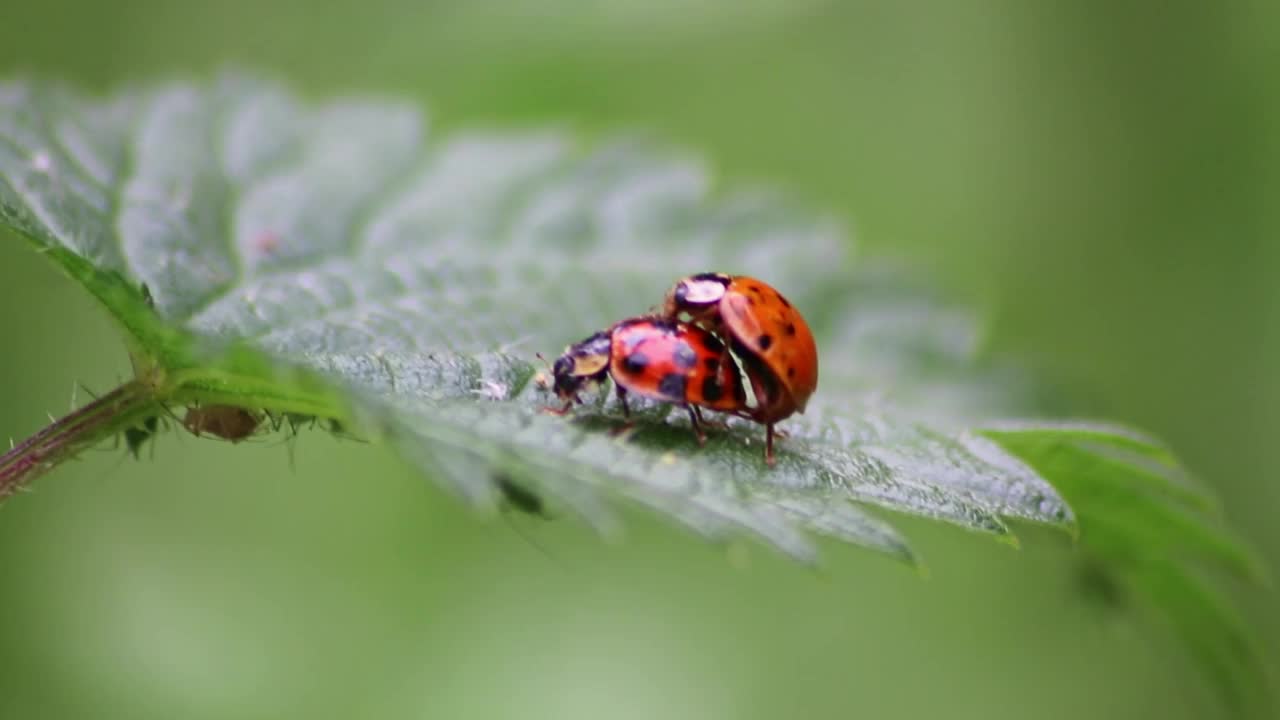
left=547, top=317, right=748, bottom=445
left=663, top=273, right=819, bottom=464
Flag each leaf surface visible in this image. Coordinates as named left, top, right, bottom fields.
left=0, top=76, right=1266, bottom=707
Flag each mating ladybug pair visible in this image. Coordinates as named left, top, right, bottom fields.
left=544, top=273, right=819, bottom=466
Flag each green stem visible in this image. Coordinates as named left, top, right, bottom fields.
left=0, top=380, right=160, bottom=500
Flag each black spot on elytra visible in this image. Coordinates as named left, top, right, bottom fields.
left=703, top=357, right=720, bottom=372
left=658, top=373, right=687, bottom=399
left=702, top=333, right=724, bottom=353
left=787, top=367, right=797, bottom=378
left=785, top=322, right=797, bottom=336
left=775, top=291, right=791, bottom=308
left=747, top=296, right=757, bottom=305
left=622, top=351, right=649, bottom=374
left=758, top=334, right=773, bottom=350
left=673, top=342, right=698, bottom=370
left=701, top=376, right=723, bottom=403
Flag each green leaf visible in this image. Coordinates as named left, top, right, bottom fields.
left=0, top=75, right=1267, bottom=708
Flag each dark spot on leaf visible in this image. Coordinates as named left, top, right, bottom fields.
left=758, top=334, right=773, bottom=350
left=496, top=473, right=547, bottom=517
left=326, top=418, right=361, bottom=440
left=1076, top=558, right=1127, bottom=613
left=622, top=351, right=649, bottom=374
left=658, top=372, right=687, bottom=399
left=673, top=342, right=698, bottom=370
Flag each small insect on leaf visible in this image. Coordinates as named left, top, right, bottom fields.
left=182, top=405, right=262, bottom=442
left=124, top=415, right=161, bottom=459
left=495, top=473, right=548, bottom=518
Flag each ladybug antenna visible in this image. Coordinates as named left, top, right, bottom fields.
left=532, top=352, right=556, bottom=394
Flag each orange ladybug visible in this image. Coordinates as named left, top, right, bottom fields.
left=663, top=273, right=819, bottom=464
left=547, top=317, right=747, bottom=445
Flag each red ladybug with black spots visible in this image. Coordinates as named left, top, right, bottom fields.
left=546, top=317, right=747, bottom=445
left=664, top=272, right=819, bottom=464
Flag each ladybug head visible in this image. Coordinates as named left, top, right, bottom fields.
left=550, top=331, right=612, bottom=401
left=664, top=272, right=730, bottom=319
left=551, top=354, right=583, bottom=399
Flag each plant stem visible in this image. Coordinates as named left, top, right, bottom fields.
left=0, top=380, right=159, bottom=500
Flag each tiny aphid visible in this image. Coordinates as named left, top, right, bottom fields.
left=183, top=405, right=262, bottom=442
left=124, top=415, right=161, bottom=459
left=252, top=230, right=280, bottom=256
left=472, top=379, right=509, bottom=402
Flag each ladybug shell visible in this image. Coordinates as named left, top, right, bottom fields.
left=665, top=274, right=818, bottom=414
left=609, top=319, right=746, bottom=412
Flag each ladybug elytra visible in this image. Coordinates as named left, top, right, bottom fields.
left=663, top=273, right=818, bottom=464
left=547, top=317, right=747, bottom=445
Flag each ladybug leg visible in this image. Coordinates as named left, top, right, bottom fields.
left=764, top=423, right=777, bottom=467
left=615, top=386, right=632, bottom=418
left=607, top=386, right=636, bottom=436
left=692, top=405, right=729, bottom=431
left=540, top=395, right=578, bottom=415
left=541, top=401, right=573, bottom=416
left=685, top=405, right=708, bottom=446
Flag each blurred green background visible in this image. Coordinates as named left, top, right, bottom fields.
left=1, top=2, right=1276, bottom=718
